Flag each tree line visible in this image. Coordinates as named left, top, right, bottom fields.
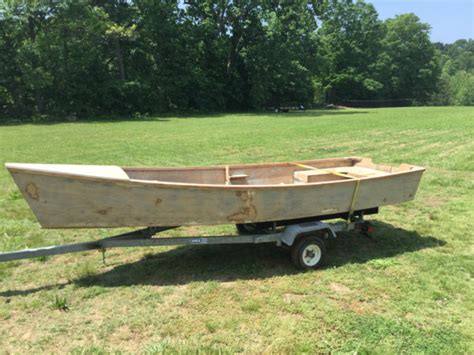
left=0, top=0, right=472, bottom=120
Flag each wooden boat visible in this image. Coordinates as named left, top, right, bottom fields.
left=5, top=157, right=424, bottom=229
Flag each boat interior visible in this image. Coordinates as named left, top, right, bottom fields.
left=122, top=157, right=417, bottom=185
left=6, top=157, right=420, bottom=186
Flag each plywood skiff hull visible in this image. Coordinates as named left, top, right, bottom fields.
left=6, top=157, right=424, bottom=228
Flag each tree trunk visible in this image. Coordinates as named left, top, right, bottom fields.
left=114, top=37, right=126, bottom=81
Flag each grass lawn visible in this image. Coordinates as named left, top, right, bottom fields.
left=0, top=107, right=473, bottom=353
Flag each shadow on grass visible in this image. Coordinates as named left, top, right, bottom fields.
left=325, top=221, right=446, bottom=267
left=73, top=221, right=444, bottom=288
left=0, top=109, right=370, bottom=126
left=0, top=282, right=69, bottom=297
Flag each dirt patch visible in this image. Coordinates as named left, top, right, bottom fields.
left=329, top=283, right=353, bottom=295
left=283, top=293, right=305, bottom=303
left=343, top=299, right=375, bottom=314
left=421, top=195, right=447, bottom=209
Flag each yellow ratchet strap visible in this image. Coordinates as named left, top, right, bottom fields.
left=347, top=179, right=361, bottom=223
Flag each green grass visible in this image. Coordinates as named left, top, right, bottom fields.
left=0, top=107, right=473, bottom=353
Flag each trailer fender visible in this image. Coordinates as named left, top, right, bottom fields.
left=280, top=221, right=337, bottom=247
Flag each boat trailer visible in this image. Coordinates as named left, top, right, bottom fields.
left=0, top=212, right=374, bottom=269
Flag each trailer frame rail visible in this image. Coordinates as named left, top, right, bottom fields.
left=0, top=218, right=374, bottom=269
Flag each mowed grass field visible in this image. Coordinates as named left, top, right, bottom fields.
left=0, top=107, right=473, bottom=353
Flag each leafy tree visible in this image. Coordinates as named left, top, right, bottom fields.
left=0, top=1, right=54, bottom=116
left=316, top=0, right=385, bottom=103
left=246, top=1, right=320, bottom=108
left=1, top=0, right=471, bottom=120
left=436, top=39, right=474, bottom=75
left=41, top=2, right=114, bottom=116
left=431, top=39, right=474, bottom=105
left=379, top=13, right=439, bottom=102
left=183, top=0, right=260, bottom=110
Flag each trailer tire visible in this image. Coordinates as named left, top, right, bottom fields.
left=291, top=235, right=326, bottom=270
left=236, top=223, right=273, bottom=235
left=236, top=223, right=258, bottom=235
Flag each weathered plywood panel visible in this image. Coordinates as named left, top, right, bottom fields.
left=8, top=171, right=422, bottom=228
left=6, top=157, right=425, bottom=228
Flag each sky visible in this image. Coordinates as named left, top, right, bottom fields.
left=368, top=0, right=474, bottom=43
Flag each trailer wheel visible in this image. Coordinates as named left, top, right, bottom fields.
left=291, top=235, right=326, bottom=270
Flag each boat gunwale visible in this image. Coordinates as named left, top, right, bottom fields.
left=5, top=157, right=426, bottom=190
left=122, top=156, right=358, bottom=171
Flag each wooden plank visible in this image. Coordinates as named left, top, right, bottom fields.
left=292, top=162, right=357, bottom=179
left=225, top=165, right=230, bottom=185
